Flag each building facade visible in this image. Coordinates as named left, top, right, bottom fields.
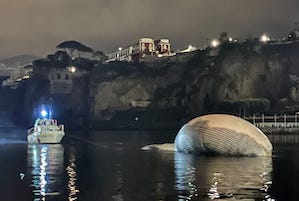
left=106, top=38, right=172, bottom=62
left=32, top=57, right=87, bottom=94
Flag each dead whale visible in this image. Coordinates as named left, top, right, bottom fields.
left=174, top=114, right=272, bottom=156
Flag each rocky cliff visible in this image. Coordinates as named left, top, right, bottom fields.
left=85, top=41, right=299, bottom=129
left=19, top=41, right=299, bottom=129
left=85, top=62, right=188, bottom=129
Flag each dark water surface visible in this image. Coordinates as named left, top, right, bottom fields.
left=0, top=129, right=298, bottom=201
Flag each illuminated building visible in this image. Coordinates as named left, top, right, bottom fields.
left=106, top=38, right=172, bottom=62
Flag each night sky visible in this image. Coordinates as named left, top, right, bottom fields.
left=0, top=0, right=299, bottom=58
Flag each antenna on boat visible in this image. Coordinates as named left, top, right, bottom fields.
left=49, top=108, right=52, bottom=119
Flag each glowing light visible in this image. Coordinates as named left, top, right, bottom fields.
left=260, top=34, right=270, bottom=43
left=68, top=66, right=76, bottom=73
left=67, top=154, right=79, bottom=201
left=41, top=110, right=48, bottom=118
left=229, top=37, right=233, bottom=42
left=29, top=144, right=64, bottom=200
left=118, top=47, right=122, bottom=51
left=180, top=45, right=197, bottom=53
left=211, top=39, right=220, bottom=47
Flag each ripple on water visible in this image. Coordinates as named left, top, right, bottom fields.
left=141, top=143, right=175, bottom=151
left=27, top=144, right=65, bottom=200
left=174, top=153, right=274, bottom=200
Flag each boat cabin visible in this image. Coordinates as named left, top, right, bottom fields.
left=34, top=118, right=58, bottom=127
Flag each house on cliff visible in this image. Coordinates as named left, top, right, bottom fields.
left=106, top=38, right=172, bottom=62
left=32, top=51, right=89, bottom=94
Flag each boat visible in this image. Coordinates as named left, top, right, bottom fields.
left=27, top=118, right=65, bottom=143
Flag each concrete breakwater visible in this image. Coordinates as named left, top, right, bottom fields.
left=267, top=134, right=299, bottom=144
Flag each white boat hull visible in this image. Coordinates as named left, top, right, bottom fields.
left=27, top=130, right=65, bottom=144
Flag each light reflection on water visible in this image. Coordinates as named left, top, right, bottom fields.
left=27, top=144, right=79, bottom=201
left=2, top=130, right=299, bottom=200
left=66, top=147, right=79, bottom=201
left=174, top=152, right=274, bottom=200
left=27, top=144, right=64, bottom=200
left=174, top=153, right=198, bottom=200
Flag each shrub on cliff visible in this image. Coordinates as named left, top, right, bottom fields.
left=217, top=98, right=270, bottom=115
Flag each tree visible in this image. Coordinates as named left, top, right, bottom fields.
left=93, top=51, right=107, bottom=62
left=56, top=40, right=94, bottom=58
left=93, top=51, right=104, bottom=56
left=220, top=32, right=228, bottom=42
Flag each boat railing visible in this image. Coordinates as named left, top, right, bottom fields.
left=27, top=127, right=34, bottom=135
left=59, top=124, right=64, bottom=131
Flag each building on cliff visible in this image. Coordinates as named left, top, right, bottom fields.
left=32, top=53, right=88, bottom=94
left=106, top=38, right=172, bottom=63
left=0, top=63, right=33, bottom=89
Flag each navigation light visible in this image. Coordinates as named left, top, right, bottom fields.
left=41, top=109, right=48, bottom=118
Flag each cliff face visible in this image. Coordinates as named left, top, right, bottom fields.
left=84, top=42, right=299, bottom=128
left=22, top=41, right=299, bottom=129
left=85, top=62, right=188, bottom=128
left=186, top=42, right=299, bottom=115
left=188, top=47, right=269, bottom=113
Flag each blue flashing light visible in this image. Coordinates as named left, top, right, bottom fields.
left=41, top=109, right=48, bottom=118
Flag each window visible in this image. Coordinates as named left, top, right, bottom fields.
left=57, top=73, right=61, bottom=79
left=65, top=74, right=69, bottom=80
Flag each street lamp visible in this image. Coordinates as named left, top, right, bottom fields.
left=260, top=34, right=270, bottom=43
left=68, top=66, right=77, bottom=73
left=211, top=39, right=220, bottom=47
left=117, top=47, right=122, bottom=61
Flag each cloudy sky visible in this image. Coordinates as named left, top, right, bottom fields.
left=0, top=0, right=298, bottom=58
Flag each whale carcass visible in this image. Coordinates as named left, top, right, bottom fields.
left=174, top=114, right=272, bottom=156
